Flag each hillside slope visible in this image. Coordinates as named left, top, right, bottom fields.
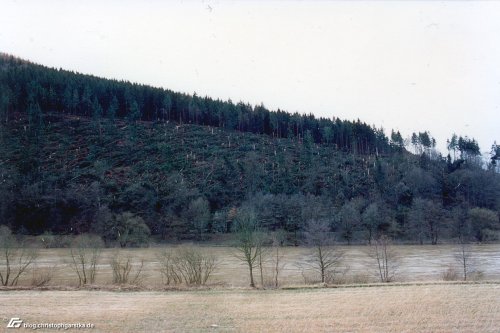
left=0, top=54, right=498, bottom=244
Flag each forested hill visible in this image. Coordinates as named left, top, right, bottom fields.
left=0, top=53, right=391, bottom=154
left=0, top=53, right=499, bottom=246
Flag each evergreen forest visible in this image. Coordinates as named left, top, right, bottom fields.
left=0, top=53, right=499, bottom=246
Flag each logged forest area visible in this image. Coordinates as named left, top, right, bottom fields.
left=0, top=54, right=499, bottom=246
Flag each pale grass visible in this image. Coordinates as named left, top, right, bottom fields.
left=1, top=284, right=499, bottom=332
left=10, top=244, right=500, bottom=287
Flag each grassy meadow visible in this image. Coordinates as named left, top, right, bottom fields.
left=2, top=284, right=500, bottom=332
left=2, top=245, right=500, bottom=332
left=6, top=244, right=500, bottom=288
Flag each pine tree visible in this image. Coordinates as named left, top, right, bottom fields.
left=107, top=95, right=118, bottom=121
left=447, top=134, right=458, bottom=160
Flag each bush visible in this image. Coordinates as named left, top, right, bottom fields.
left=469, top=208, right=499, bottom=242
left=442, top=266, right=459, bottom=281
left=480, top=229, right=499, bottom=242
left=468, top=270, right=484, bottom=281
left=157, top=251, right=183, bottom=285
left=346, top=273, right=372, bottom=285
left=157, top=247, right=218, bottom=286
left=0, top=226, right=38, bottom=286
left=30, top=264, right=56, bottom=287
left=37, top=232, right=57, bottom=248
left=93, top=209, right=150, bottom=247
left=109, top=251, right=144, bottom=285
left=69, top=234, right=104, bottom=286
left=115, top=213, right=151, bottom=247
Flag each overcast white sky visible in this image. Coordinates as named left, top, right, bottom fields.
left=1, top=0, right=499, bottom=155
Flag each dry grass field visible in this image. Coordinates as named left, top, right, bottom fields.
left=10, top=244, right=500, bottom=287
left=2, top=245, right=500, bottom=332
left=1, top=284, right=500, bottom=332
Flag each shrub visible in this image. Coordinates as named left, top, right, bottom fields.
left=94, top=210, right=150, bottom=247
left=157, top=247, right=218, bottom=286
left=69, top=234, right=104, bottom=286
left=157, top=250, right=183, bottom=285
left=30, top=264, right=56, bottom=287
left=37, top=231, right=57, bottom=248
left=0, top=226, right=37, bottom=286
left=110, top=251, right=144, bottom=285
left=442, top=266, right=459, bottom=281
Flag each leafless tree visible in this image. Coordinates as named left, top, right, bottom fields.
left=69, top=234, right=104, bottom=286
left=303, top=219, right=344, bottom=284
left=233, top=208, right=263, bottom=288
left=455, top=239, right=475, bottom=281
left=254, top=231, right=271, bottom=288
left=0, top=226, right=37, bottom=286
left=371, top=234, right=398, bottom=283
left=271, top=230, right=286, bottom=288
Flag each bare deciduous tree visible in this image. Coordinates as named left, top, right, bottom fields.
left=233, top=208, right=262, bottom=288
left=455, top=240, right=475, bottom=281
left=69, top=234, right=103, bottom=286
left=303, top=219, right=344, bottom=284
left=271, top=230, right=286, bottom=288
left=371, top=234, right=398, bottom=283
left=255, top=231, right=271, bottom=288
left=0, top=226, right=37, bottom=286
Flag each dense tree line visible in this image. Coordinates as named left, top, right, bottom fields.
left=0, top=53, right=499, bottom=245
left=0, top=53, right=389, bottom=155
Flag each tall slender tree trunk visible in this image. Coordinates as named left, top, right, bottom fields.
left=249, top=264, right=255, bottom=288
